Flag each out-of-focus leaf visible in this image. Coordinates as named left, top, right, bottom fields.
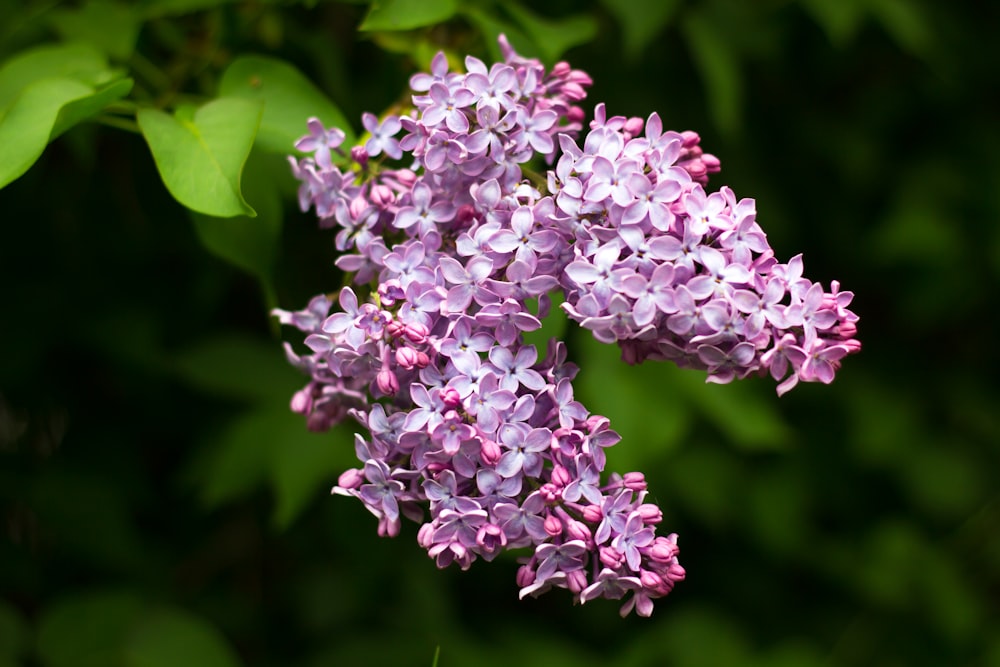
left=124, top=608, right=242, bottom=667
left=460, top=6, right=535, bottom=63
left=501, top=3, right=598, bottom=65
left=137, top=0, right=241, bottom=18
left=678, top=371, right=793, bottom=451
left=171, top=333, right=303, bottom=404
left=870, top=0, right=932, bottom=57
left=47, top=2, right=141, bottom=60
left=190, top=150, right=283, bottom=303
left=191, top=405, right=354, bottom=529
left=575, top=334, right=690, bottom=473
left=682, top=10, right=742, bottom=136
left=51, top=77, right=133, bottom=138
left=272, top=422, right=355, bottom=529
left=799, top=0, right=866, bottom=46
left=0, top=78, right=92, bottom=189
left=359, top=0, right=458, bottom=32
left=138, top=97, right=262, bottom=218
left=0, top=42, right=113, bottom=108
left=219, top=55, right=354, bottom=154
left=598, top=0, right=682, bottom=62
left=36, top=591, right=145, bottom=667
left=666, top=445, right=740, bottom=530
left=0, top=601, right=26, bottom=663
left=624, top=606, right=752, bottom=666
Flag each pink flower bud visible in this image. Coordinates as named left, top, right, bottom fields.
left=439, top=387, right=461, bottom=409
left=404, top=322, right=429, bottom=344
left=378, top=516, right=400, bottom=537
left=290, top=388, right=312, bottom=414
left=417, top=522, right=435, bottom=548
left=306, top=411, right=332, bottom=432
left=370, top=184, right=395, bottom=207
left=350, top=145, right=368, bottom=166
left=599, top=545, right=624, bottom=569
left=337, top=468, right=364, bottom=490
left=647, top=536, right=680, bottom=562
left=516, top=564, right=535, bottom=588
left=539, top=482, right=562, bottom=503
left=565, top=519, right=592, bottom=544
left=623, top=472, right=647, bottom=491
left=640, top=569, right=666, bottom=592
left=480, top=439, right=501, bottom=466
left=348, top=195, right=368, bottom=219
left=543, top=514, right=563, bottom=537
left=566, top=569, right=588, bottom=594
left=637, top=503, right=662, bottom=524
left=395, top=347, right=421, bottom=370
left=376, top=369, right=399, bottom=396
left=623, top=116, right=645, bottom=138
left=581, top=504, right=603, bottom=524
left=550, top=464, right=571, bottom=487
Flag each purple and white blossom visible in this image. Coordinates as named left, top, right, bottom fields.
left=278, top=35, right=859, bottom=618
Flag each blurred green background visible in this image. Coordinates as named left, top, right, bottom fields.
left=1, top=0, right=998, bottom=665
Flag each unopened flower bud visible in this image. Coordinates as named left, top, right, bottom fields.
left=566, top=569, right=588, bottom=593
left=543, top=514, right=563, bottom=537
left=623, top=472, right=647, bottom=491
left=599, top=545, right=624, bottom=569
left=350, top=145, right=368, bottom=166
left=637, top=503, right=662, bottom=524
left=480, top=439, right=502, bottom=465
left=440, top=387, right=461, bottom=409
left=376, top=369, right=399, bottom=396
left=581, top=504, right=603, bottom=524
left=378, top=515, right=400, bottom=537
left=370, top=184, right=395, bottom=207
left=566, top=518, right=592, bottom=544
left=516, top=564, right=535, bottom=588
left=550, top=464, right=571, bottom=487
left=290, top=388, right=313, bottom=414
left=337, top=468, right=364, bottom=491
left=395, top=347, right=421, bottom=370
left=404, top=322, right=429, bottom=344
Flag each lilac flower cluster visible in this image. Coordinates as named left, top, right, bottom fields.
left=275, top=37, right=858, bottom=616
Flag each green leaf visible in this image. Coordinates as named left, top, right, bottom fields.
left=137, top=0, right=242, bottom=18
left=501, top=4, right=598, bottom=64
left=0, top=78, right=93, bottom=190
left=682, top=11, right=743, bottom=136
left=36, top=590, right=145, bottom=667
left=870, top=0, right=932, bottom=57
left=138, top=97, right=263, bottom=218
left=0, top=42, right=113, bottom=109
left=574, top=333, right=691, bottom=473
left=598, top=0, right=682, bottom=62
left=124, top=608, right=242, bottom=667
left=460, top=6, right=535, bottom=63
left=271, top=422, right=355, bottom=529
left=799, top=0, right=866, bottom=46
left=359, top=0, right=459, bottom=32
left=190, top=150, right=283, bottom=301
left=0, top=601, right=26, bottom=661
left=47, top=2, right=141, bottom=60
left=171, top=334, right=303, bottom=404
left=218, top=55, right=353, bottom=154
left=52, top=76, right=133, bottom=138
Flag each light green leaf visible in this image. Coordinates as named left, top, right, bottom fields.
left=218, top=55, right=353, bottom=154
left=0, top=42, right=113, bottom=108
left=52, top=76, right=133, bottom=138
left=501, top=4, right=598, bottom=64
left=360, top=0, right=459, bottom=32
left=36, top=591, right=145, bottom=667
left=0, top=78, right=93, bottom=190
left=682, top=11, right=742, bottom=136
left=598, top=0, right=682, bottom=62
left=190, top=150, right=283, bottom=301
left=870, top=0, right=932, bottom=57
left=124, top=608, right=242, bottom=667
left=138, top=97, right=263, bottom=218
left=192, top=408, right=279, bottom=508
left=47, top=2, right=141, bottom=60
